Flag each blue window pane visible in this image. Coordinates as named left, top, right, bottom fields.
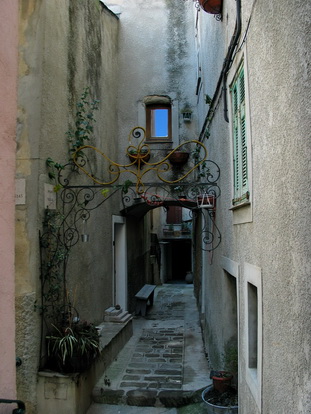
left=152, top=109, right=168, bottom=137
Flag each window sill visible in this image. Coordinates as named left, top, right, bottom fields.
left=145, top=140, right=173, bottom=144
left=229, top=201, right=251, bottom=211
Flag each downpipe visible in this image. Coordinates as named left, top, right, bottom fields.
left=199, top=0, right=242, bottom=140
left=223, top=0, right=241, bottom=122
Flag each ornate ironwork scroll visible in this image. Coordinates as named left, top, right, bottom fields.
left=72, top=127, right=208, bottom=194
left=40, top=125, right=222, bottom=306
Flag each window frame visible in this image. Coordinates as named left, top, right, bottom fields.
left=145, top=103, right=172, bottom=142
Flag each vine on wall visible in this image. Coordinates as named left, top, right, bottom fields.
left=37, top=89, right=103, bottom=371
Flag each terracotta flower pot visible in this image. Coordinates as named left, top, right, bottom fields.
left=128, top=151, right=150, bottom=167
left=212, top=371, right=233, bottom=393
left=198, top=0, right=223, bottom=15
left=167, top=151, right=189, bottom=166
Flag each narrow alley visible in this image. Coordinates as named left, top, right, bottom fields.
left=87, top=284, right=211, bottom=413
left=1, top=1, right=310, bottom=413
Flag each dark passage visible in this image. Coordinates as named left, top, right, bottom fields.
left=170, top=239, right=192, bottom=281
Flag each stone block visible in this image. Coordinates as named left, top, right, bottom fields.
left=126, top=389, right=157, bottom=406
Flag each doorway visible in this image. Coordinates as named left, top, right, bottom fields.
left=171, top=239, right=192, bottom=281
left=112, top=216, right=127, bottom=310
left=163, top=239, right=192, bottom=283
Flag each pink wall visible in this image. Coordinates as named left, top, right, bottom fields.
left=0, top=0, right=18, bottom=402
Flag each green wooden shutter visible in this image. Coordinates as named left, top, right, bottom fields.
left=240, top=69, right=248, bottom=192
left=231, top=64, right=248, bottom=204
left=232, top=82, right=240, bottom=195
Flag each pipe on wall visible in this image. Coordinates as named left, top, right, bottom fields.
left=199, top=0, right=242, bottom=140
left=223, top=0, right=241, bottom=122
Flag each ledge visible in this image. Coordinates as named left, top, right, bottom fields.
left=229, top=201, right=251, bottom=211
left=37, top=319, right=133, bottom=414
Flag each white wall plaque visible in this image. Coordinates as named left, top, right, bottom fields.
left=15, top=178, right=26, bottom=205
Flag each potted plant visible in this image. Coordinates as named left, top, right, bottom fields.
left=198, top=0, right=223, bottom=15
left=211, top=370, right=233, bottom=393
left=202, top=370, right=237, bottom=413
left=167, top=150, right=189, bottom=166
left=202, top=383, right=238, bottom=413
left=163, top=224, right=174, bottom=236
left=181, top=223, right=191, bottom=234
left=173, top=223, right=182, bottom=236
left=46, top=320, right=100, bottom=373
left=127, top=148, right=150, bottom=164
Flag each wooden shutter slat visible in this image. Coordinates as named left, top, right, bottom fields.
left=231, top=64, right=248, bottom=202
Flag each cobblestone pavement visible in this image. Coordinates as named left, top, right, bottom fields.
left=90, top=284, right=211, bottom=410
left=120, top=326, right=184, bottom=390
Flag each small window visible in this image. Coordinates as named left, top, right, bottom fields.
left=247, top=282, right=258, bottom=369
left=146, top=104, right=172, bottom=141
left=166, top=206, right=182, bottom=224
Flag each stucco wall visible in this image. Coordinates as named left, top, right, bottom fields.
left=107, top=0, right=198, bottom=153
left=245, top=1, right=311, bottom=412
left=16, top=1, right=120, bottom=412
left=0, top=0, right=18, bottom=407
left=198, top=0, right=311, bottom=413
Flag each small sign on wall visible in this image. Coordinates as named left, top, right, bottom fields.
left=44, top=183, right=56, bottom=209
left=15, top=178, right=26, bottom=205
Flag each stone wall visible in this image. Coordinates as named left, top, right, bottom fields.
left=16, top=1, right=120, bottom=412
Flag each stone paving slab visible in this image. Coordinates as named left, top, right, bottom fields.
left=87, top=404, right=179, bottom=414
left=90, top=284, right=211, bottom=409
left=87, top=402, right=208, bottom=414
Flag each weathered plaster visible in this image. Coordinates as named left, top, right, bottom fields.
left=0, top=0, right=18, bottom=403
left=15, top=1, right=120, bottom=411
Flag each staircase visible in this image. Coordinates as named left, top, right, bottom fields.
left=104, top=306, right=133, bottom=324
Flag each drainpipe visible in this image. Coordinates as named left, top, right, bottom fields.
left=199, top=0, right=242, bottom=140
left=223, top=0, right=241, bottom=122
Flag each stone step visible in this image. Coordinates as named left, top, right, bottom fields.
left=87, top=403, right=180, bottom=413
left=119, top=312, right=133, bottom=324
left=104, top=310, right=132, bottom=323
left=104, top=306, right=123, bottom=317
left=92, top=386, right=203, bottom=408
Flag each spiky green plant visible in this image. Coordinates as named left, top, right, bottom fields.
left=46, top=321, right=100, bottom=372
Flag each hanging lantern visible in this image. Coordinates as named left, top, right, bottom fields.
left=197, top=192, right=215, bottom=209
left=81, top=217, right=90, bottom=242
left=198, top=0, right=223, bottom=15
left=181, top=108, right=192, bottom=123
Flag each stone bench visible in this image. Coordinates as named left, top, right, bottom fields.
left=135, top=284, right=156, bottom=316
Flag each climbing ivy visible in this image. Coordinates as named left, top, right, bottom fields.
left=39, top=88, right=100, bottom=322
left=46, top=87, right=99, bottom=192
left=66, top=87, right=99, bottom=156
